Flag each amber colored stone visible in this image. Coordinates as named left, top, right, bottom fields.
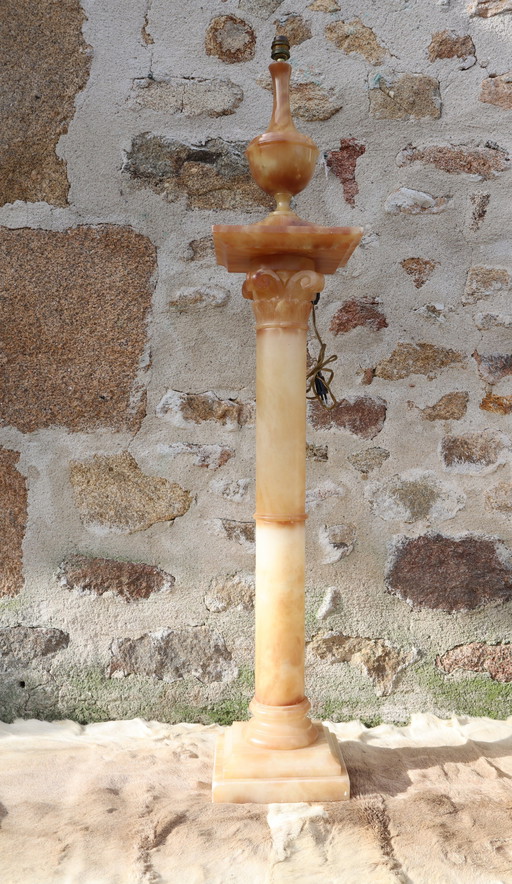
left=214, top=61, right=362, bottom=273
left=212, top=51, right=360, bottom=803
left=247, top=62, right=318, bottom=202
left=214, top=214, right=362, bottom=274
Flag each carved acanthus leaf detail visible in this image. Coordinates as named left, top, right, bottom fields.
left=244, top=268, right=325, bottom=329
left=243, top=268, right=282, bottom=301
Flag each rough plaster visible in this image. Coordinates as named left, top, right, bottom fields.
left=1, top=0, right=512, bottom=724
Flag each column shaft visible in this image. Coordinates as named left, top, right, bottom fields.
left=254, top=324, right=307, bottom=706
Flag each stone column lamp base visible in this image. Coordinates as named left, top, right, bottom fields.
left=211, top=38, right=362, bottom=803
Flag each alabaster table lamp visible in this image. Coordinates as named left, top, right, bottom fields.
left=212, top=36, right=363, bottom=803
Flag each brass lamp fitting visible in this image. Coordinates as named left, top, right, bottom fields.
left=271, top=35, right=290, bottom=61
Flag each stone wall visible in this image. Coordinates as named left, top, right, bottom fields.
left=1, top=0, right=511, bottom=725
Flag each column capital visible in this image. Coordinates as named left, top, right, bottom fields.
left=243, top=268, right=325, bottom=330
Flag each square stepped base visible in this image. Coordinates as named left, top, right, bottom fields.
left=212, top=722, right=349, bottom=804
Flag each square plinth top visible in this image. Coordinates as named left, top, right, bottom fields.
left=213, top=215, right=363, bottom=275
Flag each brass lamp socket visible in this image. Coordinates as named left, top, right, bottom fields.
left=271, top=35, right=290, bottom=61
